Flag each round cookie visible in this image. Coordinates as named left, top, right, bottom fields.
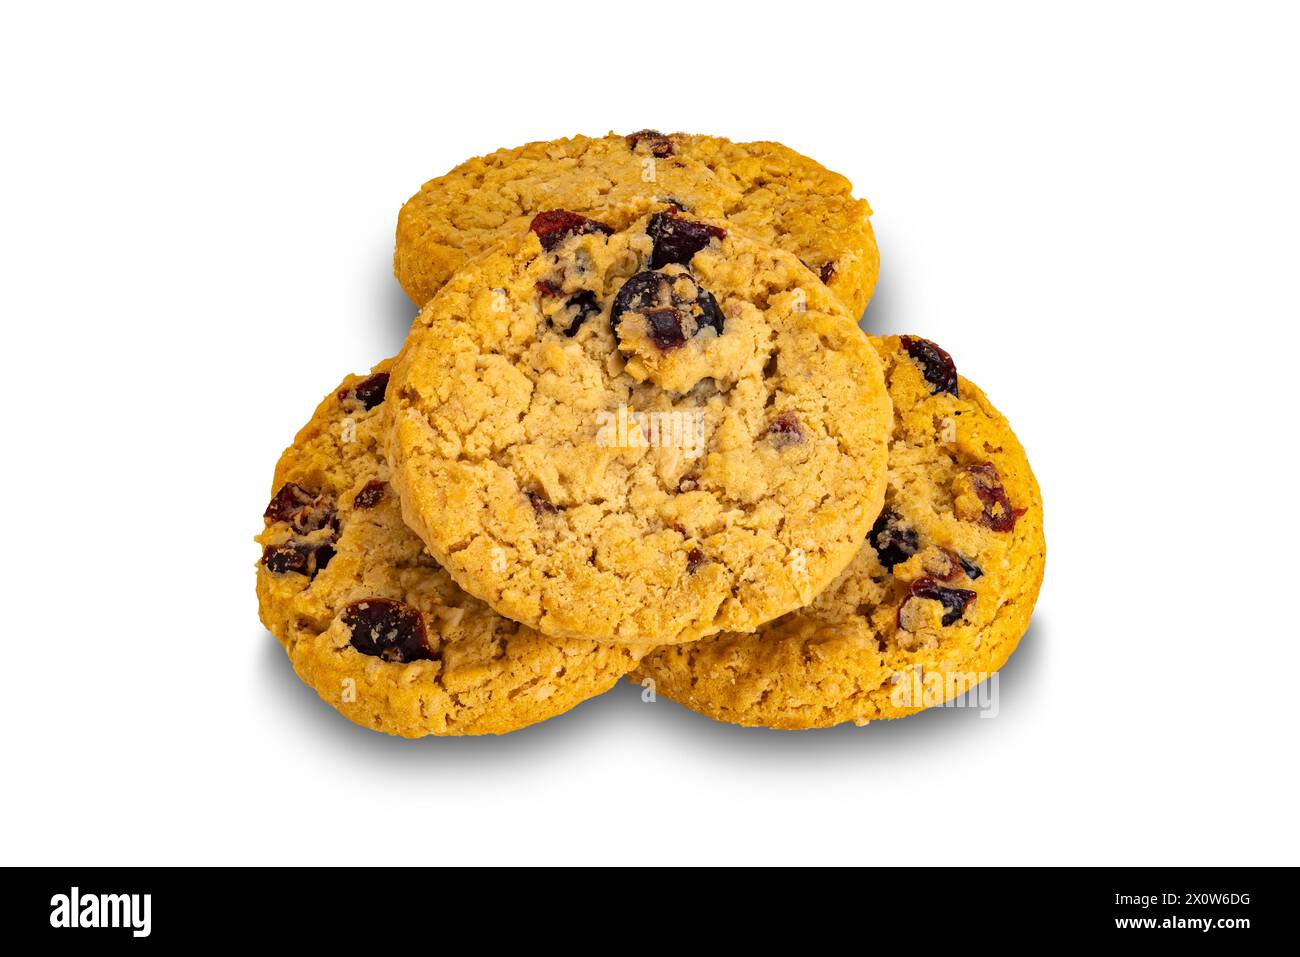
left=255, top=360, right=644, bottom=737
left=634, top=335, right=1045, bottom=729
left=387, top=208, right=892, bottom=646
left=395, top=130, right=879, bottom=318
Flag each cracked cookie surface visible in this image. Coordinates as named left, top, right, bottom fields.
left=633, top=335, right=1045, bottom=728
left=255, top=360, right=644, bottom=737
left=388, top=210, right=891, bottom=645
left=395, top=130, right=879, bottom=317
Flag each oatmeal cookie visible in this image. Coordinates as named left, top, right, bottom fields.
left=387, top=208, right=891, bottom=646
left=256, top=361, right=644, bottom=737
left=395, top=131, right=879, bottom=317
left=634, top=335, right=1045, bottom=728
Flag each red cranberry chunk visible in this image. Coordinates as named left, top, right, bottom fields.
left=526, top=490, right=558, bottom=515
left=644, top=307, right=687, bottom=351
left=261, top=542, right=307, bottom=575
left=353, top=480, right=387, bottom=509
left=765, top=411, right=804, bottom=447
left=694, top=287, right=724, bottom=335
left=535, top=279, right=562, bottom=297
left=647, top=211, right=726, bottom=269
left=529, top=209, right=613, bottom=252
left=313, top=544, right=336, bottom=574
left=685, top=548, right=706, bottom=574
left=626, top=129, right=675, bottom=157
left=611, top=271, right=671, bottom=330
left=610, top=270, right=724, bottom=338
left=818, top=262, right=837, bottom=284
left=966, top=463, right=1024, bottom=532
left=907, top=577, right=977, bottom=627
left=338, top=372, right=390, bottom=411
left=261, top=541, right=335, bottom=578
left=869, top=509, right=919, bottom=570
left=341, top=598, right=432, bottom=663
left=560, top=290, right=601, bottom=336
left=900, top=336, right=958, bottom=398
left=264, top=482, right=315, bottom=523
left=264, top=483, right=335, bottom=535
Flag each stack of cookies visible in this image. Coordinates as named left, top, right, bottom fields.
left=255, top=131, right=1045, bottom=735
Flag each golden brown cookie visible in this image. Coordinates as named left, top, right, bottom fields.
left=395, top=130, right=879, bottom=317
left=634, top=335, right=1045, bottom=728
left=388, top=208, right=891, bottom=646
left=256, top=361, right=644, bottom=737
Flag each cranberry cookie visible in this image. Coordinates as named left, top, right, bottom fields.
left=395, top=131, right=879, bottom=317
left=633, top=335, right=1045, bottom=728
left=387, top=208, right=892, bottom=646
left=256, top=361, right=644, bottom=737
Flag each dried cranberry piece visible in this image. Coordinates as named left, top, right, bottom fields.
left=529, top=209, right=613, bottom=252
left=765, top=411, right=804, bottom=447
left=966, top=463, right=1024, bottom=532
left=560, top=290, right=601, bottom=336
left=959, top=556, right=984, bottom=580
left=313, top=543, right=336, bottom=573
left=354, top=373, right=390, bottom=410
left=647, top=211, right=726, bottom=269
left=694, top=287, right=724, bottom=336
left=626, top=129, right=675, bottom=157
left=905, top=577, right=977, bottom=627
left=526, top=490, right=558, bottom=515
left=686, top=547, right=706, bottom=573
left=264, top=483, right=335, bottom=535
left=818, top=262, right=837, bottom=284
left=644, top=307, right=686, bottom=351
left=611, top=270, right=725, bottom=340
left=264, top=483, right=314, bottom=523
left=900, top=336, right=958, bottom=398
left=610, top=271, right=670, bottom=330
left=261, top=542, right=307, bottom=575
left=535, top=279, right=562, bottom=297
left=338, top=372, right=390, bottom=411
left=869, top=509, right=919, bottom=569
left=341, top=598, right=432, bottom=663
left=353, top=480, right=386, bottom=509
left=261, top=541, right=334, bottom=578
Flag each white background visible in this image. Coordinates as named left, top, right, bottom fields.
left=3, top=1, right=1296, bottom=866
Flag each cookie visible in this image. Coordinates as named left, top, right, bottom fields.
left=255, top=360, right=644, bottom=737
left=395, top=130, right=879, bottom=317
left=634, top=335, right=1045, bottom=728
left=387, top=208, right=892, bottom=646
